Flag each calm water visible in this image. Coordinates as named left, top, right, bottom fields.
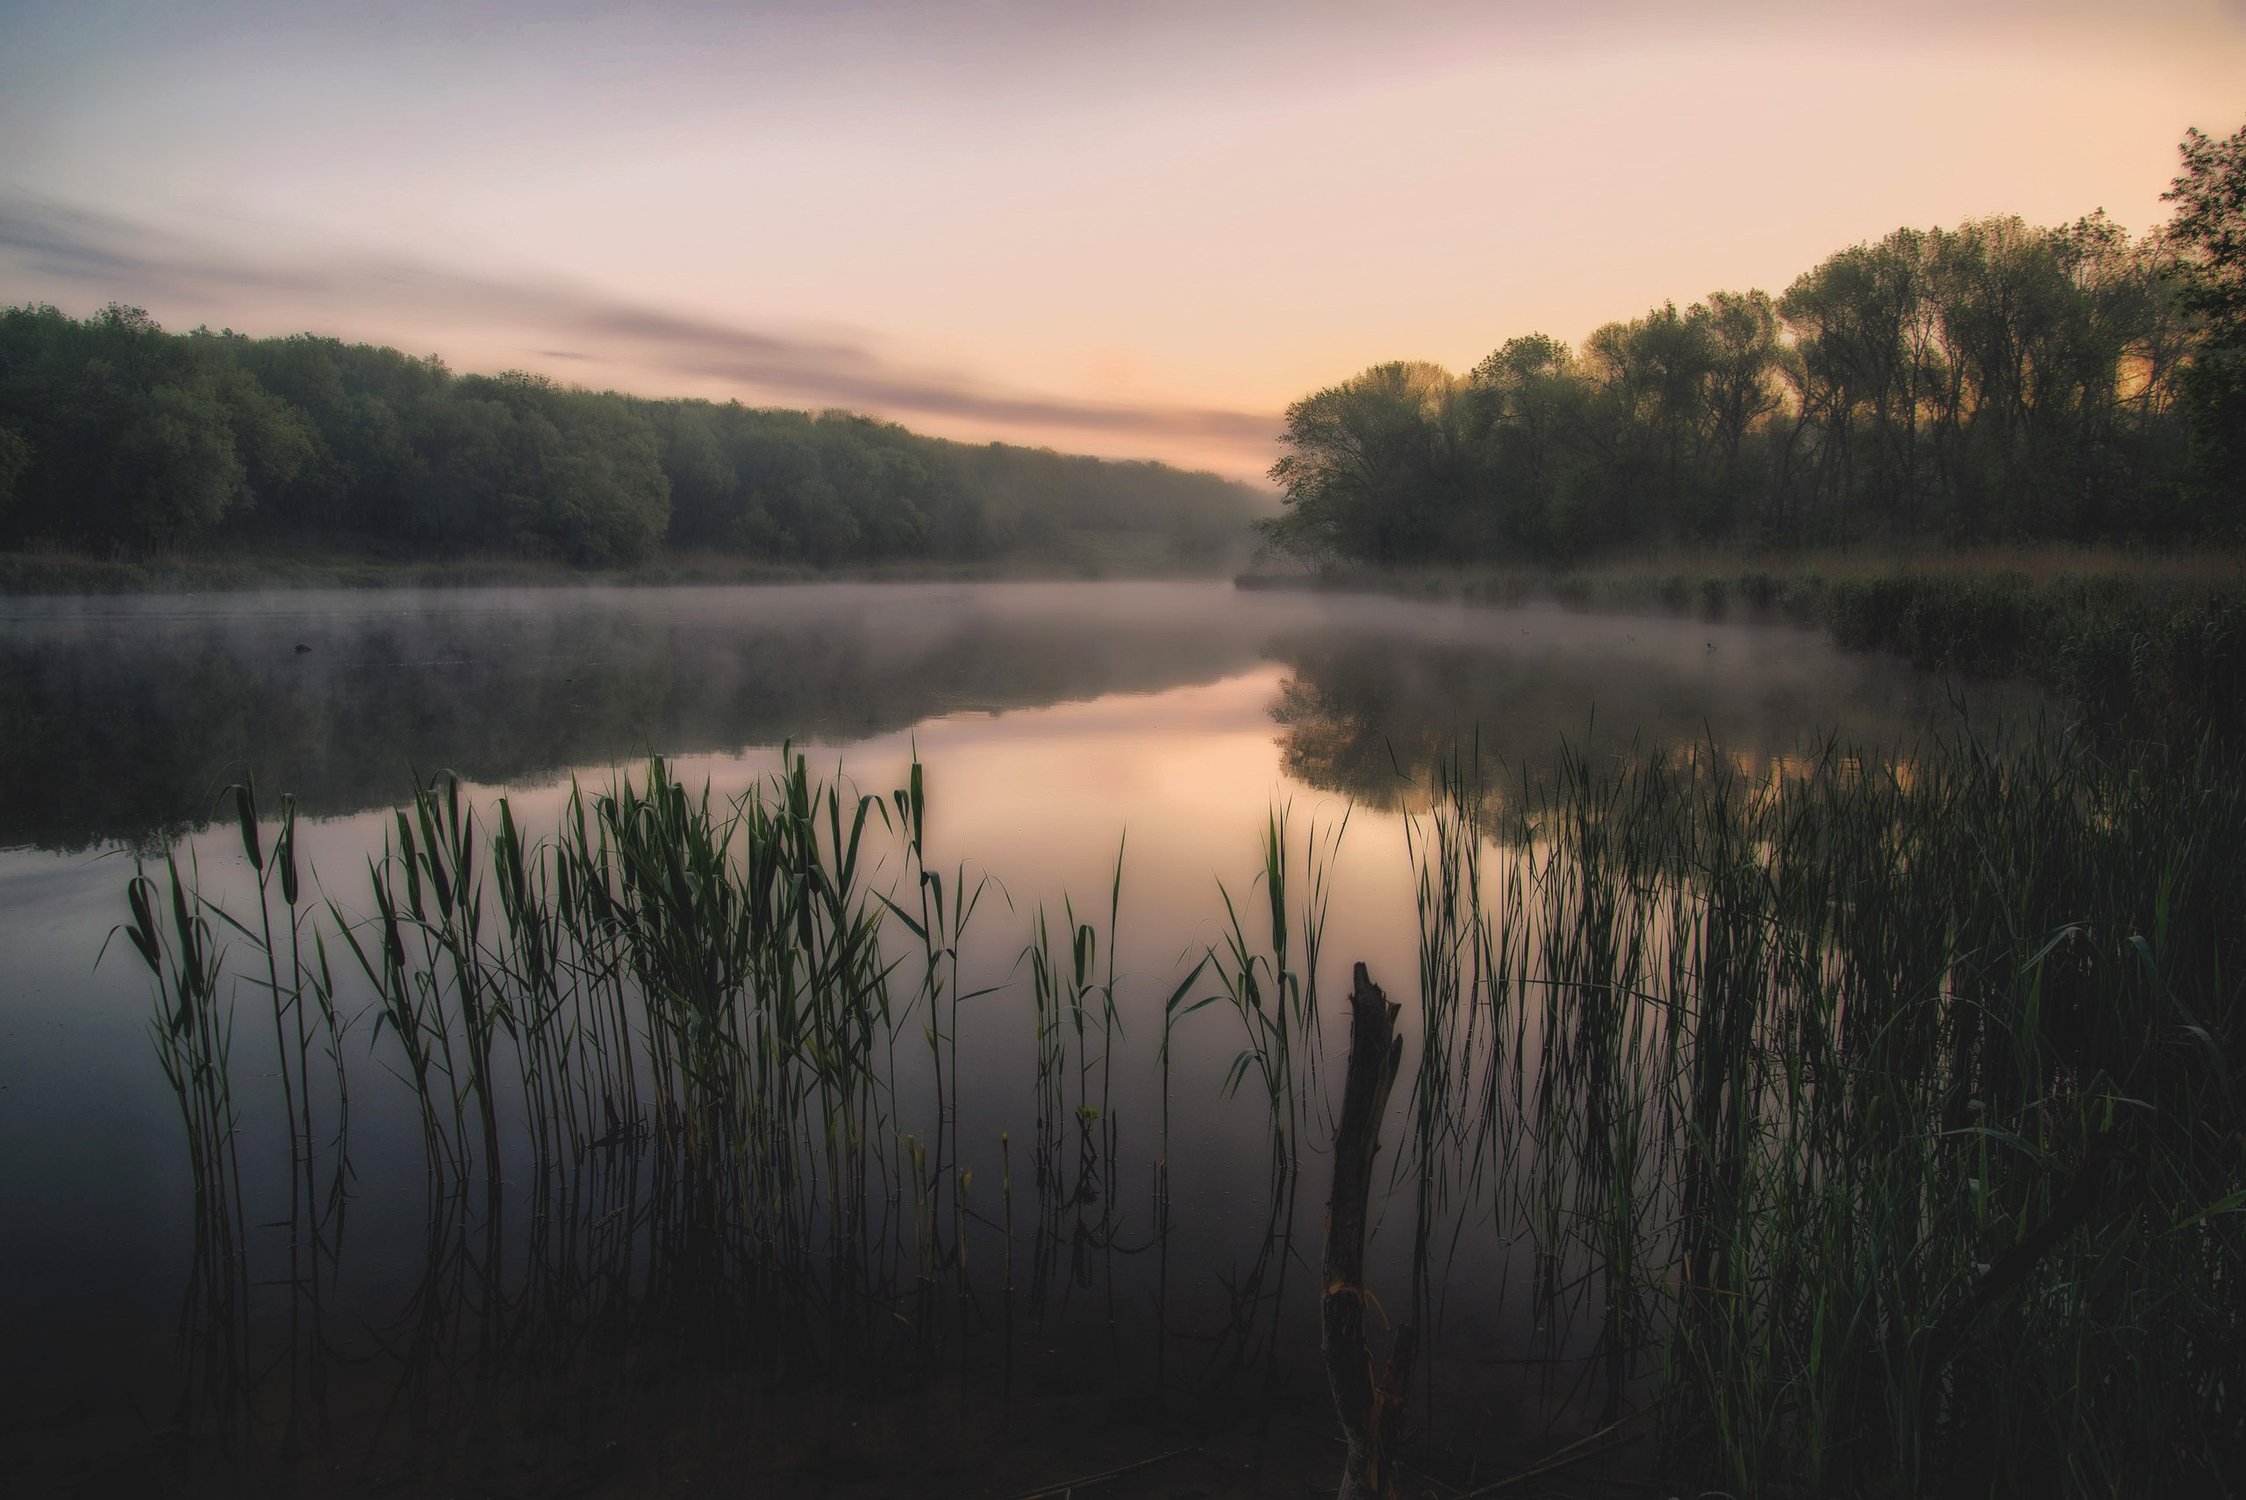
left=0, top=580, right=2033, bottom=1487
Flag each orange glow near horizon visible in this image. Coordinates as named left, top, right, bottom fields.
left=3, top=1, right=2242, bottom=480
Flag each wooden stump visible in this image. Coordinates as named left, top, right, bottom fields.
left=1323, top=962, right=1413, bottom=1500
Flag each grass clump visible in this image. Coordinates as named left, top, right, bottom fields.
left=118, top=721, right=2246, bottom=1495
left=1404, top=728, right=2246, bottom=1494
left=1824, top=571, right=2246, bottom=740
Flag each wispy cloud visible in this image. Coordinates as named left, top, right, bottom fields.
left=0, top=193, right=1280, bottom=468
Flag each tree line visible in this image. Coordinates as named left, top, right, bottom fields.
left=1263, top=123, right=2246, bottom=566
left=0, top=307, right=1266, bottom=566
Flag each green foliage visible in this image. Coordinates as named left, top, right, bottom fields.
left=1264, top=361, right=1471, bottom=564
left=1405, top=729, right=2246, bottom=1494
left=0, top=424, right=26, bottom=516
left=2165, top=121, right=2246, bottom=527
left=0, top=304, right=257, bottom=548
left=128, top=723, right=2246, bottom=1494
left=2167, top=122, right=2246, bottom=334
left=430, top=373, right=671, bottom=562
left=1823, top=571, right=2246, bottom=742
left=0, top=306, right=1266, bottom=566
left=1266, top=127, right=2246, bottom=566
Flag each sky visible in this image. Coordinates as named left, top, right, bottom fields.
left=2, top=0, right=2243, bottom=480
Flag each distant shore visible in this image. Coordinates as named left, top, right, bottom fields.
left=1233, top=543, right=2244, bottom=604
left=0, top=534, right=1248, bottom=597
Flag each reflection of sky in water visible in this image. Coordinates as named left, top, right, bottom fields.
left=0, top=580, right=2036, bottom=850
left=0, top=581, right=2038, bottom=1416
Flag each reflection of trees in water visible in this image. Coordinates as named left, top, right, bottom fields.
left=1263, top=625, right=2022, bottom=809
left=0, top=595, right=1261, bottom=851
left=1270, top=644, right=1440, bottom=811
left=2, top=590, right=2036, bottom=850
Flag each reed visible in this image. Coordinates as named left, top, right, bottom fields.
left=123, top=723, right=2244, bottom=1495
left=1404, top=726, right=2246, bottom=1493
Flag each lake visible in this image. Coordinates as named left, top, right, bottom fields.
left=0, top=580, right=2037, bottom=1494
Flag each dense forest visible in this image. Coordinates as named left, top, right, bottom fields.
left=1262, top=122, right=2246, bottom=566
left=0, top=310, right=1268, bottom=568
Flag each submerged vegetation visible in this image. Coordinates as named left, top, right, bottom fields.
left=119, top=717, right=2246, bottom=1495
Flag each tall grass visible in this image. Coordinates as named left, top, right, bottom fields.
left=124, top=725, right=2244, bottom=1494
left=1397, top=727, right=2246, bottom=1493
left=1821, top=570, right=2246, bottom=742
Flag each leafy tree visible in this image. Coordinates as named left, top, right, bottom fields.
left=1257, top=184, right=2224, bottom=570
left=0, top=421, right=27, bottom=511
left=2167, top=123, right=2246, bottom=332
left=2165, top=119, right=2246, bottom=525
left=1780, top=231, right=1940, bottom=537
left=0, top=304, right=256, bottom=549
left=438, top=374, right=669, bottom=562
left=1264, top=362, right=1468, bottom=565
left=194, top=339, right=318, bottom=508
left=650, top=402, right=735, bottom=548
left=109, top=377, right=250, bottom=546
left=0, top=303, right=1272, bottom=567
left=1692, top=291, right=1785, bottom=536
left=1464, top=334, right=1580, bottom=557
left=231, top=334, right=445, bottom=535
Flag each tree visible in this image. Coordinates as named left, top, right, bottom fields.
left=0, top=424, right=28, bottom=518
left=109, top=377, right=251, bottom=546
left=651, top=402, right=735, bottom=548
left=1465, top=334, right=1581, bottom=558
left=2164, top=120, right=2246, bottom=524
left=1690, top=290, right=1785, bottom=536
left=1264, top=362, right=1465, bottom=566
left=1572, top=308, right=1713, bottom=549
left=437, top=374, right=670, bottom=562
left=1781, top=231, right=1939, bottom=538
left=0, top=305, right=257, bottom=549
left=537, top=390, right=670, bottom=564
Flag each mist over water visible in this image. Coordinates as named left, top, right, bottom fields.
left=0, top=580, right=2037, bottom=1483
left=0, top=580, right=2025, bottom=852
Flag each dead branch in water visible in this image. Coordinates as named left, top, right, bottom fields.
left=1324, top=962, right=1412, bottom=1500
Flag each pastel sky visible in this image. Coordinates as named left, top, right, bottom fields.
left=3, top=0, right=2242, bottom=479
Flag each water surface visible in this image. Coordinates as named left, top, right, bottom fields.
left=0, top=580, right=2032, bottom=1487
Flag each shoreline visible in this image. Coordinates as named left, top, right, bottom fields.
left=1232, top=543, right=2245, bottom=609
left=0, top=544, right=1249, bottom=597
left=1234, top=550, right=2246, bottom=741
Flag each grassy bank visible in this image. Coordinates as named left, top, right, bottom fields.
left=0, top=527, right=1245, bottom=595
left=1243, top=548, right=2246, bottom=740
